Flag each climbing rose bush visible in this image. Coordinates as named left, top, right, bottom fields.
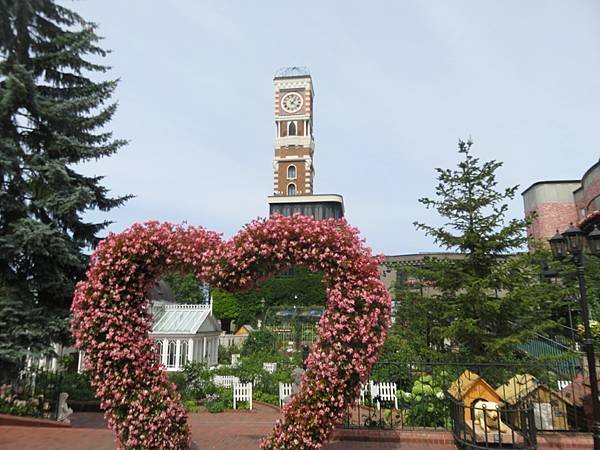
left=71, top=214, right=391, bottom=449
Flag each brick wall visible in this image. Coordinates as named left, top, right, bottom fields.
left=577, top=177, right=600, bottom=213
left=276, top=161, right=311, bottom=195
left=527, top=202, right=579, bottom=241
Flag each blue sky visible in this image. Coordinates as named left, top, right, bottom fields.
left=71, top=0, right=600, bottom=254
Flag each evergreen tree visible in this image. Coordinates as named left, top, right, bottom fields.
left=0, top=0, right=129, bottom=370
left=163, top=273, right=209, bottom=304
left=407, top=140, right=560, bottom=362
left=165, top=267, right=325, bottom=327
left=390, top=270, right=445, bottom=361
left=211, top=288, right=241, bottom=321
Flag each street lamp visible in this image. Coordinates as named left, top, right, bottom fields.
left=549, top=223, right=600, bottom=449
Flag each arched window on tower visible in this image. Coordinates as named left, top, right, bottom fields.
left=287, top=165, right=296, bottom=179
left=288, top=121, right=296, bottom=136
left=287, top=183, right=296, bottom=196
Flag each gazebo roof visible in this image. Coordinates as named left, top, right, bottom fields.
left=152, top=304, right=219, bottom=334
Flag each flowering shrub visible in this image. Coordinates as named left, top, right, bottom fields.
left=0, top=384, right=45, bottom=417
left=399, top=373, right=451, bottom=428
left=71, top=214, right=391, bottom=449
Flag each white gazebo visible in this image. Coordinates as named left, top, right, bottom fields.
left=151, top=303, right=221, bottom=371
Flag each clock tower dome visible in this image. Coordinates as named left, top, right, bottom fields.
left=268, top=67, right=344, bottom=219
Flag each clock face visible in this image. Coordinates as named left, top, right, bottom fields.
left=281, top=92, right=303, bottom=113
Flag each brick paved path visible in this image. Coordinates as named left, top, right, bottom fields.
left=0, top=404, right=452, bottom=450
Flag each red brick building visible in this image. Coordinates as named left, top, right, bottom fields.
left=522, top=160, right=600, bottom=241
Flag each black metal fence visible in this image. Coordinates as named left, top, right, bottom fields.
left=343, top=359, right=596, bottom=440
left=0, top=370, right=64, bottom=418
left=450, top=397, right=537, bottom=449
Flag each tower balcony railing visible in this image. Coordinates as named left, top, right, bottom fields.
left=274, top=135, right=314, bottom=149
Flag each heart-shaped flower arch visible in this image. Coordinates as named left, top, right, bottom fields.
left=71, top=214, right=391, bottom=449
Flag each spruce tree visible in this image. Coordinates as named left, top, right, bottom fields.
left=0, top=0, right=129, bottom=370
left=409, top=140, right=560, bottom=362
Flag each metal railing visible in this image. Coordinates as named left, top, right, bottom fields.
left=451, top=398, right=536, bottom=449
left=342, top=359, right=596, bottom=435
left=0, top=370, right=64, bottom=418
left=268, top=324, right=319, bottom=347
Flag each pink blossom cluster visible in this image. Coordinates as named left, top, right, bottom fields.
left=220, top=215, right=391, bottom=449
left=71, top=215, right=391, bottom=449
left=71, top=222, right=222, bottom=449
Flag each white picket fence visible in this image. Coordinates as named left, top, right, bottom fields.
left=213, top=375, right=240, bottom=388
left=370, top=382, right=398, bottom=410
left=356, top=381, right=398, bottom=410
left=263, top=362, right=277, bottom=374
left=356, top=381, right=370, bottom=405
left=279, top=382, right=293, bottom=407
left=233, top=382, right=253, bottom=410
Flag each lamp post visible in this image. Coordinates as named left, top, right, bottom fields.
left=549, top=223, right=600, bottom=449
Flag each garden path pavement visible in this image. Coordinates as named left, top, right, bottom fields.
left=0, top=403, right=455, bottom=450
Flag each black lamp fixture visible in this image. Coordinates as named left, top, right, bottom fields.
left=549, top=221, right=600, bottom=450
left=563, top=223, right=585, bottom=255
left=549, top=230, right=567, bottom=260
left=551, top=223, right=600, bottom=260
left=588, top=225, right=600, bottom=257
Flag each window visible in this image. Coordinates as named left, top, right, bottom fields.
left=288, top=121, right=296, bottom=136
left=156, top=341, right=163, bottom=364
left=167, top=340, right=176, bottom=367
left=179, top=341, right=188, bottom=366
left=287, top=183, right=296, bottom=196
left=287, top=165, right=296, bottom=179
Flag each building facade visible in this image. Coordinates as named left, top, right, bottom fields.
left=267, top=67, right=344, bottom=219
left=151, top=304, right=221, bottom=371
left=522, top=160, right=600, bottom=241
left=272, top=66, right=315, bottom=197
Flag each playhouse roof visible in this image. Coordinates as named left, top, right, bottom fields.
left=448, top=370, right=495, bottom=400
left=234, top=324, right=254, bottom=336
left=495, top=374, right=539, bottom=405
left=497, top=374, right=573, bottom=406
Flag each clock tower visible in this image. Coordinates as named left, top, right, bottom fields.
left=268, top=67, right=344, bottom=219
left=272, top=67, right=314, bottom=196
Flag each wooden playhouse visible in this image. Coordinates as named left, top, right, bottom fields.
left=448, top=370, right=504, bottom=423
left=496, top=374, right=572, bottom=431
left=448, top=370, right=523, bottom=445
